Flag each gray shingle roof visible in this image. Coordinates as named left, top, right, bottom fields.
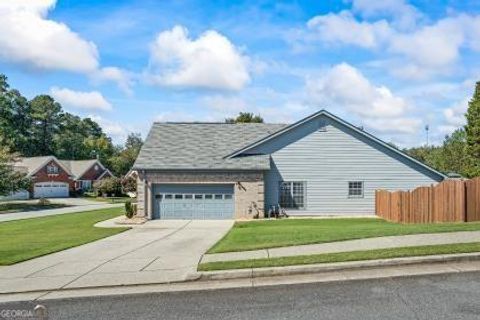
left=13, top=156, right=53, bottom=175
left=60, top=159, right=99, bottom=179
left=133, top=122, right=287, bottom=170
left=14, top=157, right=104, bottom=178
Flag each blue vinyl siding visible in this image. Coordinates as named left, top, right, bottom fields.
left=245, top=115, right=443, bottom=216
left=152, top=184, right=234, bottom=219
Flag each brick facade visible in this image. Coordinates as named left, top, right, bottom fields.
left=79, top=164, right=105, bottom=181
left=30, top=160, right=75, bottom=193
left=136, top=170, right=265, bottom=219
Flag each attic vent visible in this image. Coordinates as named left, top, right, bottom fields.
left=318, top=119, right=327, bottom=132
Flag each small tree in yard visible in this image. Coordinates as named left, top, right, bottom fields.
left=0, top=145, right=30, bottom=196
left=93, top=177, right=122, bottom=197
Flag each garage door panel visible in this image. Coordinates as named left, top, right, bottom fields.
left=153, top=184, right=234, bottom=220
left=34, top=182, right=69, bottom=198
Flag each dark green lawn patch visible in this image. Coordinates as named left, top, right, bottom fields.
left=0, top=202, right=70, bottom=214
left=208, top=218, right=480, bottom=253
left=0, top=207, right=127, bottom=265
left=199, top=242, right=480, bottom=271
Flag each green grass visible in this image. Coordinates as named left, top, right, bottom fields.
left=0, top=202, right=70, bottom=214
left=199, top=242, right=480, bottom=271
left=208, top=218, right=480, bottom=253
left=83, top=196, right=136, bottom=204
left=0, top=207, right=128, bottom=265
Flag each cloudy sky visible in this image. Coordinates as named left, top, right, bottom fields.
left=1, top=0, right=479, bottom=146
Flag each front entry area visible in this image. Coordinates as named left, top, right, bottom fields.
left=33, top=182, right=69, bottom=198
left=152, top=184, right=234, bottom=220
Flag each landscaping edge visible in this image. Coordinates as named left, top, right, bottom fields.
left=197, top=252, right=480, bottom=281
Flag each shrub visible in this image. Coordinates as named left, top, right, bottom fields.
left=122, top=176, right=136, bottom=194
left=37, top=198, right=50, bottom=206
left=93, top=177, right=122, bottom=197
left=125, top=200, right=134, bottom=219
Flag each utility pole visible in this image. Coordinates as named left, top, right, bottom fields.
left=425, top=124, right=429, bottom=146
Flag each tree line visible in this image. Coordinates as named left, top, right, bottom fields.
left=405, top=81, right=480, bottom=178
left=0, top=74, right=142, bottom=177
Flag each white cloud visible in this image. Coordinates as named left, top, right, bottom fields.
left=351, top=0, right=422, bottom=30
left=439, top=97, right=469, bottom=134
left=0, top=0, right=98, bottom=73
left=306, top=63, right=420, bottom=134
left=364, top=117, right=421, bottom=134
left=202, top=95, right=248, bottom=114
left=307, top=11, right=391, bottom=49
left=148, top=25, right=250, bottom=91
left=303, top=5, right=480, bottom=79
left=388, top=18, right=464, bottom=78
left=0, top=1, right=133, bottom=92
left=50, top=87, right=112, bottom=111
left=306, top=63, right=408, bottom=118
left=88, top=114, right=128, bottom=143
left=92, top=67, right=133, bottom=95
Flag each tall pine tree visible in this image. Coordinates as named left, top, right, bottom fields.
left=465, top=81, right=480, bottom=177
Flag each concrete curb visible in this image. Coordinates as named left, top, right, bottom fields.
left=198, top=252, right=480, bottom=281
left=2, top=253, right=480, bottom=300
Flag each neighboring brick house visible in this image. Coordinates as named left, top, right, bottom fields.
left=60, top=159, right=113, bottom=191
left=13, top=156, right=113, bottom=198
left=133, top=110, right=446, bottom=220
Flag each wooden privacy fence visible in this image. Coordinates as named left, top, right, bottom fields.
left=375, top=177, right=480, bottom=223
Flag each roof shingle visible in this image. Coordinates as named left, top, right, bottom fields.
left=133, top=122, right=286, bottom=170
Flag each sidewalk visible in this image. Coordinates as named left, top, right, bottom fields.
left=0, top=200, right=124, bottom=222
left=201, top=231, right=480, bottom=263
left=3, top=255, right=480, bottom=303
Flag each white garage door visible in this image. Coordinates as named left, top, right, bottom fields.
left=34, top=182, right=69, bottom=198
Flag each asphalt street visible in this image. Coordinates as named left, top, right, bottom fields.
left=3, top=271, right=480, bottom=320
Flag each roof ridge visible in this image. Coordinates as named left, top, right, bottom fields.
left=153, top=122, right=287, bottom=125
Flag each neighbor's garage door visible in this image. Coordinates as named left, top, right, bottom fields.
left=153, top=184, right=234, bottom=220
left=34, top=182, right=69, bottom=198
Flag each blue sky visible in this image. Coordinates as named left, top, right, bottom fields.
left=1, top=0, right=480, bottom=146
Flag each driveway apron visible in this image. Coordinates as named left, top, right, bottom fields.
left=0, top=220, right=233, bottom=293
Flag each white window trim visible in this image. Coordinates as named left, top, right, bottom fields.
left=46, top=165, right=59, bottom=174
left=279, top=181, right=307, bottom=210
left=348, top=181, right=364, bottom=198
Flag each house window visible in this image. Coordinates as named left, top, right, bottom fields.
left=77, top=180, right=92, bottom=190
left=348, top=181, right=364, bottom=198
left=94, top=165, right=99, bottom=171
left=279, top=181, right=305, bottom=209
left=47, top=165, right=59, bottom=174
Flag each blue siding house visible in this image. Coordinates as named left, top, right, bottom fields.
left=134, top=110, right=446, bottom=220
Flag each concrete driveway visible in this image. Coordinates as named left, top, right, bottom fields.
left=0, top=220, right=233, bottom=294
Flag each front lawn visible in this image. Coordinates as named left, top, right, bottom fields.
left=208, top=218, right=480, bottom=253
left=0, top=207, right=128, bottom=265
left=82, top=196, right=135, bottom=204
left=199, top=242, right=480, bottom=271
left=0, top=202, right=70, bottom=214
